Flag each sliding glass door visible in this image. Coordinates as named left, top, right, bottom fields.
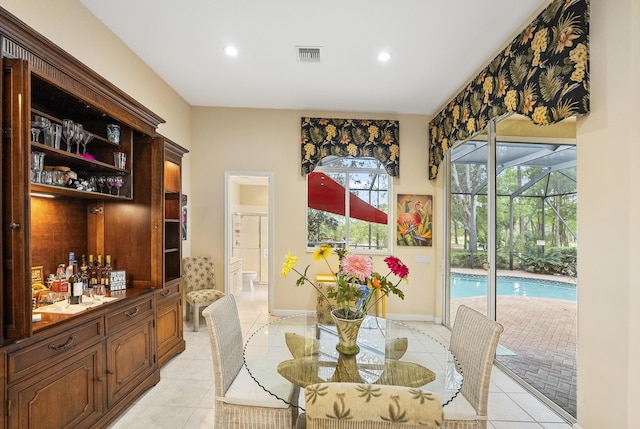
left=448, top=127, right=489, bottom=319
left=446, top=114, right=578, bottom=421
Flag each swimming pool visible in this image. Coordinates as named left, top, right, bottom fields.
left=451, top=273, right=576, bottom=301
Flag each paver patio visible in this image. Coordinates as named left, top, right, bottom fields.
left=450, top=272, right=577, bottom=417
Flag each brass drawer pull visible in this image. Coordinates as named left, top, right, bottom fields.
left=161, top=289, right=171, bottom=297
left=124, top=306, right=140, bottom=317
left=48, top=335, right=76, bottom=351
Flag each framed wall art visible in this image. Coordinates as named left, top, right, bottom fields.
left=397, top=194, right=432, bottom=246
left=182, top=194, right=188, bottom=240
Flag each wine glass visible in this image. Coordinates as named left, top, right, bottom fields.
left=106, top=176, right=115, bottom=195
left=52, top=292, right=69, bottom=310
left=73, top=123, right=83, bottom=154
left=62, top=119, right=74, bottom=152
left=97, top=176, right=106, bottom=193
left=88, top=176, right=97, bottom=192
left=93, top=284, right=106, bottom=302
left=114, top=175, right=124, bottom=196
left=37, top=291, right=55, bottom=308
left=30, top=121, right=41, bottom=143
left=81, top=130, right=94, bottom=154
left=33, top=116, right=49, bottom=129
left=81, top=287, right=93, bottom=306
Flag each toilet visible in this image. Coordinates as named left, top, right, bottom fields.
left=242, top=271, right=257, bottom=292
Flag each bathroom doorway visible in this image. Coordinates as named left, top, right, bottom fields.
left=224, top=172, right=274, bottom=310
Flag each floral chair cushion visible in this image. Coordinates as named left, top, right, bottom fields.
left=185, top=289, right=225, bottom=305
left=316, top=281, right=338, bottom=325
left=183, top=256, right=216, bottom=293
left=303, top=382, right=443, bottom=428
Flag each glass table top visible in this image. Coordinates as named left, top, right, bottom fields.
left=243, top=313, right=463, bottom=410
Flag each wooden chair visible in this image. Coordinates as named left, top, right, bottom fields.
left=443, top=305, right=504, bottom=429
left=297, top=382, right=443, bottom=429
left=182, top=256, right=225, bottom=331
left=202, top=295, right=299, bottom=428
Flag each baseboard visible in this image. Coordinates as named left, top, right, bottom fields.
left=573, top=424, right=583, bottom=429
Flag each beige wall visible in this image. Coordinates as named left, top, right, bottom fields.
left=190, top=107, right=442, bottom=320
left=575, top=0, right=640, bottom=427
left=4, top=0, right=640, bottom=427
left=240, top=185, right=268, bottom=206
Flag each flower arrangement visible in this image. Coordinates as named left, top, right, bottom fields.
left=281, top=245, right=409, bottom=320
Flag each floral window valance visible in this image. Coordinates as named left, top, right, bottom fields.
left=428, top=0, right=589, bottom=180
left=301, top=117, right=400, bottom=177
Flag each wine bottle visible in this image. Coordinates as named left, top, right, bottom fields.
left=103, top=255, right=112, bottom=288
left=69, top=261, right=81, bottom=305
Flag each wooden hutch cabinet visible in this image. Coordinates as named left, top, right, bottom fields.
left=0, top=7, right=186, bottom=428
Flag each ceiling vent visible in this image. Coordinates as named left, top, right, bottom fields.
left=297, top=46, right=322, bottom=63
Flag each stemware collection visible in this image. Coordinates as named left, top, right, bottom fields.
left=32, top=116, right=101, bottom=156
left=30, top=115, right=127, bottom=197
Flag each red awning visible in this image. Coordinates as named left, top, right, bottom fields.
left=307, top=172, right=388, bottom=224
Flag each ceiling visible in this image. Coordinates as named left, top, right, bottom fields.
left=80, top=0, right=548, bottom=116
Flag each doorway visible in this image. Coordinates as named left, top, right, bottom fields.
left=224, top=172, right=274, bottom=311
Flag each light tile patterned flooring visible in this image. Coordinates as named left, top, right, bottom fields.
left=107, top=286, right=572, bottom=428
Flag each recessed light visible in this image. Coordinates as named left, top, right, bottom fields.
left=378, top=51, right=391, bottom=62
left=224, top=46, right=238, bottom=57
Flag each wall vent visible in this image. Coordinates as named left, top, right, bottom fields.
left=296, top=46, right=322, bottom=63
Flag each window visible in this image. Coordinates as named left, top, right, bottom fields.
left=307, top=157, right=391, bottom=253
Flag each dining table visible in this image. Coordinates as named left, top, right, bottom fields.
left=243, top=313, right=463, bottom=411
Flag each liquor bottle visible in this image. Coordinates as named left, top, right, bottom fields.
left=57, top=263, right=69, bottom=294
left=80, top=255, right=90, bottom=291
left=88, top=255, right=95, bottom=285
left=69, top=261, right=82, bottom=305
left=65, top=251, right=75, bottom=279
left=103, top=255, right=112, bottom=288
left=89, top=254, right=98, bottom=286
left=96, top=254, right=103, bottom=285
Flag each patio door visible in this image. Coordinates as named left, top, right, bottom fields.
left=446, top=114, right=577, bottom=422
left=447, top=126, right=490, bottom=320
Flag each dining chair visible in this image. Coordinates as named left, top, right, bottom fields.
left=202, top=295, right=299, bottom=428
left=297, top=382, right=443, bottom=429
left=182, top=256, right=225, bottom=331
left=443, top=305, right=504, bottom=429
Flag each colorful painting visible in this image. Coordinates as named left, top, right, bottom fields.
left=182, top=194, right=188, bottom=240
left=397, top=194, right=432, bottom=247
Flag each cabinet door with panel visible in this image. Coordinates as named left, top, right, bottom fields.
left=156, top=137, right=188, bottom=367
left=1, top=58, right=32, bottom=344
left=105, top=316, right=155, bottom=408
left=156, top=281, right=185, bottom=368
left=7, top=343, right=104, bottom=429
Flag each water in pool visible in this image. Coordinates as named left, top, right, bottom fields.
left=451, top=273, right=576, bottom=301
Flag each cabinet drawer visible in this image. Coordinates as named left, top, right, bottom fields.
left=8, top=318, right=103, bottom=383
left=157, top=281, right=181, bottom=304
left=105, top=295, right=154, bottom=334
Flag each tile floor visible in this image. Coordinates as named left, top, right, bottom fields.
left=107, top=286, right=573, bottom=428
